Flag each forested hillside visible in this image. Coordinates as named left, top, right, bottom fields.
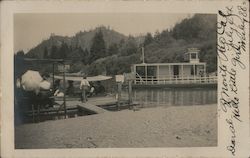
left=143, top=14, right=216, bottom=72
left=15, top=14, right=217, bottom=76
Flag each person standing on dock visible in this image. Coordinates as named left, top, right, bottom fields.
left=80, top=76, right=90, bottom=103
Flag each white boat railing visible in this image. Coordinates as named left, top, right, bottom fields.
left=134, top=75, right=217, bottom=84
left=136, top=73, right=145, bottom=84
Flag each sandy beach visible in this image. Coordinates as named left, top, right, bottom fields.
left=15, top=104, right=217, bottom=149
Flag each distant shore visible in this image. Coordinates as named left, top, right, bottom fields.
left=15, top=104, right=217, bottom=148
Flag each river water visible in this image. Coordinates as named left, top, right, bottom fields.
left=122, top=88, right=217, bottom=107
left=15, top=87, right=217, bottom=124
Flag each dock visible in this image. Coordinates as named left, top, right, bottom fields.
left=78, top=102, right=107, bottom=114
left=23, top=95, right=139, bottom=124
left=54, top=96, right=117, bottom=114
left=55, top=100, right=108, bottom=114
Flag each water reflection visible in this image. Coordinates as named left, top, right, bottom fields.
left=123, top=88, right=217, bottom=107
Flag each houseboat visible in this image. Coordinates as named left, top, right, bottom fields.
left=131, top=48, right=217, bottom=88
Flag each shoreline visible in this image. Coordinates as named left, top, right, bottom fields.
left=15, top=104, right=217, bottom=149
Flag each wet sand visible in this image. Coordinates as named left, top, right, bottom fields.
left=15, top=104, right=217, bottom=148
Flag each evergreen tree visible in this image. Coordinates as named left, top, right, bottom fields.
left=154, top=30, right=161, bottom=41
left=15, top=50, right=25, bottom=58
left=89, top=30, right=106, bottom=63
left=59, top=42, right=69, bottom=59
left=50, top=45, right=58, bottom=59
left=107, top=43, right=119, bottom=56
left=81, top=48, right=89, bottom=65
left=120, top=36, right=137, bottom=56
left=143, top=33, right=153, bottom=46
left=14, top=50, right=26, bottom=78
left=119, top=39, right=125, bottom=47
left=43, top=47, right=49, bottom=58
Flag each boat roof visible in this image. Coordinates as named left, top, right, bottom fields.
left=132, top=62, right=206, bottom=66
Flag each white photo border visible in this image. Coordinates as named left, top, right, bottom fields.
left=1, top=0, right=249, bottom=157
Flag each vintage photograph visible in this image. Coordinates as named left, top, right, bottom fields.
left=14, top=13, right=218, bottom=149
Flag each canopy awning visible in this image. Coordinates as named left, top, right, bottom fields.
left=54, top=75, right=112, bottom=82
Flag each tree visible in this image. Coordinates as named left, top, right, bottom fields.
left=143, top=33, right=153, bottom=46
left=43, top=47, right=49, bottom=58
left=89, top=30, right=106, bottom=63
left=119, top=39, right=125, bottom=47
left=120, top=36, right=138, bottom=56
left=107, top=43, right=119, bottom=56
left=88, top=61, right=106, bottom=76
left=154, top=30, right=161, bottom=41
left=50, top=45, right=58, bottom=59
left=14, top=50, right=26, bottom=78
left=15, top=50, right=25, bottom=58
left=81, top=48, right=89, bottom=65
left=59, top=42, right=69, bottom=59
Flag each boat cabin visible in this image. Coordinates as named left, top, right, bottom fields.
left=132, top=48, right=216, bottom=84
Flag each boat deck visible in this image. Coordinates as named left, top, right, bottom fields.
left=132, top=82, right=217, bottom=89
left=133, top=75, right=217, bottom=88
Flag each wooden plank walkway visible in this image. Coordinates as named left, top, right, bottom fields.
left=53, top=96, right=140, bottom=114
left=55, top=96, right=117, bottom=114
left=87, top=96, right=118, bottom=106
left=54, top=96, right=117, bottom=105
left=55, top=100, right=107, bottom=114
left=25, top=106, right=78, bottom=115
left=77, top=102, right=107, bottom=114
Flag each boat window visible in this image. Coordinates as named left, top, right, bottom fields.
left=136, top=66, right=145, bottom=77
left=191, top=53, right=196, bottom=59
left=147, top=66, right=157, bottom=78
left=191, top=65, right=197, bottom=75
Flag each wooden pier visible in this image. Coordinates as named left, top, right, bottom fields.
left=54, top=96, right=117, bottom=114
left=78, top=102, right=107, bottom=114
left=55, top=100, right=109, bottom=114
left=24, top=79, right=138, bottom=123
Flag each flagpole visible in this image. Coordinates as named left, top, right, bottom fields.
left=142, top=46, right=145, bottom=64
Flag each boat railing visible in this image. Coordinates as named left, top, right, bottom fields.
left=134, top=75, right=217, bottom=84
left=135, top=73, right=145, bottom=84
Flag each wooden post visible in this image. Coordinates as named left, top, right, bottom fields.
left=181, top=64, right=184, bottom=83
left=32, top=104, right=35, bottom=123
left=37, top=104, right=40, bottom=122
left=134, top=65, right=137, bottom=84
left=142, top=47, right=145, bottom=64
left=63, top=64, right=67, bottom=119
left=52, top=63, right=55, bottom=91
left=193, top=65, right=196, bottom=83
left=157, top=65, right=159, bottom=84
left=204, top=64, right=207, bottom=83
left=157, top=90, right=159, bottom=105
left=117, top=82, right=122, bottom=110
left=134, top=90, right=137, bottom=101
left=168, top=65, right=171, bottom=83
left=128, top=80, right=132, bottom=106
left=145, top=65, right=147, bottom=85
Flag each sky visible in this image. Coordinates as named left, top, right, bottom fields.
left=14, top=13, right=192, bottom=53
